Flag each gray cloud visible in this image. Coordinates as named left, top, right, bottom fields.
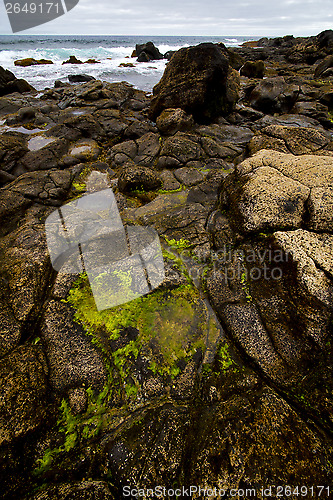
left=0, top=0, right=332, bottom=35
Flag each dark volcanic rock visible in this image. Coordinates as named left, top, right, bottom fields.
left=314, top=54, right=333, bottom=79
left=317, top=29, right=333, bottom=49
left=63, top=56, right=84, bottom=65
left=136, top=42, right=164, bottom=61
left=164, top=50, right=176, bottom=61
left=248, top=76, right=300, bottom=114
left=148, top=43, right=240, bottom=123
left=14, top=58, right=53, bottom=67
left=68, top=74, right=96, bottom=83
left=118, top=164, right=162, bottom=193
left=0, top=66, right=35, bottom=97
left=156, top=108, right=194, bottom=135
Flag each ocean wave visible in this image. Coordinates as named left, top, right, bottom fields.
left=0, top=35, right=251, bottom=91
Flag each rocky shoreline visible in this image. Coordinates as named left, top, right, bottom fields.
left=0, top=31, right=333, bottom=499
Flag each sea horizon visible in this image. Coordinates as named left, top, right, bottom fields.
left=0, top=34, right=258, bottom=92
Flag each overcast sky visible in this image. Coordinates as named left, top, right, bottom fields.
left=0, top=0, right=332, bottom=36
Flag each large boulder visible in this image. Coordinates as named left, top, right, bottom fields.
left=148, top=43, right=240, bottom=123
left=247, top=77, right=300, bottom=114
left=0, top=66, right=35, bottom=97
left=219, top=149, right=333, bottom=234
left=317, top=29, right=333, bottom=49
left=314, top=54, right=333, bottom=78
left=207, top=149, right=333, bottom=389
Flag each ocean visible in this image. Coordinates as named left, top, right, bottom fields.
left=0, top=35, right=256, bottom=92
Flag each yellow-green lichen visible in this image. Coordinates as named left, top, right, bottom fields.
left=66, top=272, right=207, bottom=379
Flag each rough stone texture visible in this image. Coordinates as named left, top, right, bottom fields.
left=32, top=481, right=115, bottom=500
left=248, top=76, right=300, bottom=114
left=0, top=134, right=28, bottom=176
left=314, top=54, right=333, bottom=78
left=41, top=300, right=107, bottom=392
left=0, top=65, right=35, bottom=97
left=118, top=164, right=162, bottom=193
left=220, top=149, right=333, bottom=233
left=156, top=108, right=194, bottom=135
left=247, top=124, right=332, bottom=156
left=148, top=43, right=240, bottom=123
left=0, top=68, right=332, bottom=500
left=0, top=345, right=48, bottom=446
left=174, top=166, right=204, bottom=186
left=240, top=60, right=265, bottom=78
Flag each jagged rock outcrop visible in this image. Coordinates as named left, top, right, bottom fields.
left=148, top=43, right=240, bottom=123
left=0, top=66, right=35, bottom=97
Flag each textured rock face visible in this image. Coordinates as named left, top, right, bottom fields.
left=118, top=164, right=162, bottom=193
left=0, top=55, right=333, bottom=498
left=211, top=149, right=333, bottom=390
left=220, top=149, right=333, bottom=233
left=156, top=108, right=194, bottom=135
left=240, top=60, right=265, bottom=78
left=0, top=65, right=35, bottom=97
left=247, top=124, right=332, bottom=156
left=248, top=76, right=300, bottom=114
left=148, top=43, right=240, bottom=123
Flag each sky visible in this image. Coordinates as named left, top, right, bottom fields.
left=0, top=0, right=332, bottom=36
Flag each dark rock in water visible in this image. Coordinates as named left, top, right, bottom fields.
left=63, top=55, right=84, bottom=65
left=248, top=76, right=300, bottom=114
left=119, top=62, right=135, bottom=68
left=314, top=54, right=333, bottom=78
left=118, top=164, right=162, bottom=193
left=14, top=58, right=53, bottom=67
left=136, top=41, right=164, bottom=61
left=0, top=66, right=35, bottom=97
left=68, top=74, right=96, bottom=83
left=164, top=50, right=176, bottom=61
left=54, top=79, right=69, bottom=88
left=240, top=60, right=265, bottom=78
left=317, top=29, right=333, bottom=49
left=137, top=51, right=150, bottom=62
left=148, top=43, right=240, bottom=123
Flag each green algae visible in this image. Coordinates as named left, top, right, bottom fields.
left=34, top=384, right=111, bottom=476
left=65, top=272, right=207, bottom=378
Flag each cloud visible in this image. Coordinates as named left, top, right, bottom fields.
left=0, top=0, right=332, bottom=35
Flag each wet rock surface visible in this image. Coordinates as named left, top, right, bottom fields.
left=0, top=35, right=332, bottom=499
